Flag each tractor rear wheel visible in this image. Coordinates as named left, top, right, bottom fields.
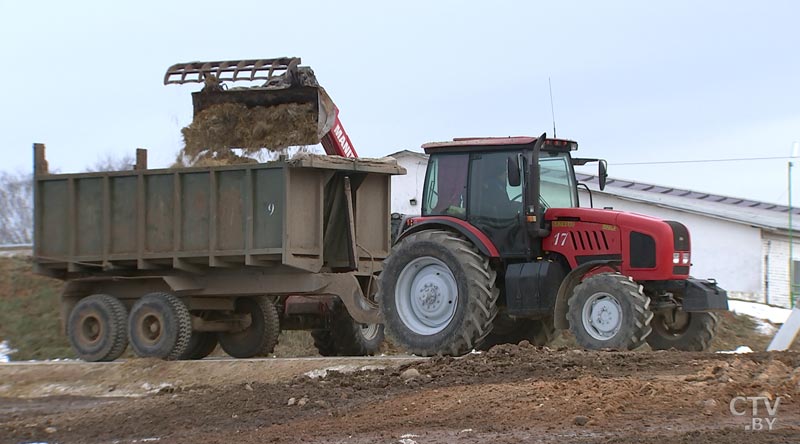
left=567, top=273, right=653, bottom=350
left=67, top=294, right=128, bottom=362
left=646, top=310, right=718, bottom=351
left=128, top=293, right=192, bottom=360
left=219, top=296, right=280, bottom=358
left=478, top=315, right=555, bottom=350
left=379, top=230, right=499, bottom=356
left=311, top=310, right=384, bottom=356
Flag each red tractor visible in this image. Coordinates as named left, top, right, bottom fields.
left=379, top=135, right=728, bottom=355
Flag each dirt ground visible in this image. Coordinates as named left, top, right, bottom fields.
left=1, top=346, right=798, bottom=444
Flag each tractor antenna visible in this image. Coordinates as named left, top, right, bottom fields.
left=548, top=77, right=557, bottom=138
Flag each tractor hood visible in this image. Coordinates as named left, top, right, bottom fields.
left=544, top=208, right=691, bottom=281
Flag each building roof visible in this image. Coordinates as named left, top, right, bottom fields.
left=387, top=149, right=429, bottom=160
left=577, top=173, right=800, bottom=232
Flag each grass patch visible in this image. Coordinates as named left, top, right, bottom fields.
left=0, top=257, right=73, bottom=360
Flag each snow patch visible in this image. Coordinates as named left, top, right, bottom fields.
left=728, top=300, right=791, bottom=324
left=755, top=319, right=777, bottom=336
left=717, top=345, right=754, bottom=354
left=0, top=340, right=16, bottom=362
left=304, top=364, right=385, bottom=379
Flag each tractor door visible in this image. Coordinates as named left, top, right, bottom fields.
left=467, top=151, right=527, bottom=257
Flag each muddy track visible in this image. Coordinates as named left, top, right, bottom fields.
left=1, top=346, right=798, bottom=443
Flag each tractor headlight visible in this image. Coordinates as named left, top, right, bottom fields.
left=681, top=252, right=690, bottom=264
left=673, top=253, right=681, bottom=264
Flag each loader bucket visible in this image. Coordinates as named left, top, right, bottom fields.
left=164, top=57, right=338, bottom=142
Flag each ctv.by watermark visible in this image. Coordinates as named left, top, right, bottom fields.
left=729, top=396, right=782, bottom=431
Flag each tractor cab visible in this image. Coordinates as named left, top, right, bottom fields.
left=414, top=135, right=599, bottom=259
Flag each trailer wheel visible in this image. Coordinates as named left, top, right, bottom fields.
left=379, top=230, right=499, bottom=356
left=646, top=310, right=718, bottom=351
left=567, top=273, right=653, bottom=350
left=178, top=331, right=219, bottom=360
left=67, top=294, right=128, bottom=362
left=478, top=316, right=555, bottom=350
left=128, top=293, right=192, bottom=360
left=311, top=311, right=384, bottom=356
left=219, top=296, right=280, bottom=358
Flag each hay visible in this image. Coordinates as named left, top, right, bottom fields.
left=180, top=102, right=319, bottom=159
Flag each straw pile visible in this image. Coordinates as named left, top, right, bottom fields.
left=179, top=102, right=319, bottom=165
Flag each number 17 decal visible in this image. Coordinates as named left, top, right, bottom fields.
left=553, top=232, right=569, bottom=247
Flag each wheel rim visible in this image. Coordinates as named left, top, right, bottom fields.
left=138, top=311, right=164, bottom=345
left=582, top=292, right=623, bottom=341
left=395, top=256, right=458, bottom=335
left=359, top=323, right=380, bottom=341
left=79, top=314, right=103, bottom=345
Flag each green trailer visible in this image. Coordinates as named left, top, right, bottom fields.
left=33, top=145, right=403, bottom=361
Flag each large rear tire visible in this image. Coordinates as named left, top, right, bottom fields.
left=478, top=315, right=555, bottom=350
left=646, top=310, right=718, bottom=351
left=67, top=294, right=128, bottom=362
left=128, top=293, right=192, bottom=360
left=311, top=311, right=384, bottom=356
left=567, top=273, right=653, bottom=350
left=219, top=296, right=280, bottom=358
left=379, top=230, right=499, bottom=356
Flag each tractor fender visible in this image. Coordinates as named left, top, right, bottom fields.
left=553, top=260, right=622, bottom=329
left=396, top=217, right=500, bottom=258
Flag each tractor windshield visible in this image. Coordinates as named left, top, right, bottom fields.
left=539, top=151, right=577, bottom=209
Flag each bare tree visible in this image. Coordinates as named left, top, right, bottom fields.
left=0, top=172, right=33, bottom=245
left=86, top=153, right=135, bottom=172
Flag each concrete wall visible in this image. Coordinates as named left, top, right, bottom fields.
left=391, top=154, right=427, bottom=215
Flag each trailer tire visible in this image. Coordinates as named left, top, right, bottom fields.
left=311, top=312, right=384, bottom=356
left=67, top=294, right=128, bottom=362
left=646, top=311, right=718, bottom=351
left=178, top=332, right=218, bottom=360
left=379, top=230, right=499, bottom=356
left=567, top=273, right=653, bottom=351
left=128, top=293, right=192, bottom=360
left=478, top=316, right=555, bottom=350
left=219, top=296, right=280, bottom=358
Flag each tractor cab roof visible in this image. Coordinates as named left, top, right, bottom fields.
left=421, top=136, right=578, bottom=154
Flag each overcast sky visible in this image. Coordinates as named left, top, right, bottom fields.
left=1, top=1, right=798, bottom=205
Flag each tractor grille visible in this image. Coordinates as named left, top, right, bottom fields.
left=570, top=230, right=611, bottom=252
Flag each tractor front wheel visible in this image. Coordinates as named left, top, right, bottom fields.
left=567, top=273, right=653, bottom=350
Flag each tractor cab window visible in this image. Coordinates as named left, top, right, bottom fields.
left=539, top=151, right=577, bottom=209
left=468, top=151, right=526, bottom=256
left=423, top=154, right=469, bottom=219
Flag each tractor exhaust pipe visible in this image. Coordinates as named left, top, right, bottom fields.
left=528, top=133, right=550, bottom=244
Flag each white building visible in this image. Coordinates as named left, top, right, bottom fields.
left=389, top=150, right=800, bottom=309
left=389, top=150, right=429, bottom=215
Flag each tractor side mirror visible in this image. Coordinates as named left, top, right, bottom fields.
left=598, top=160, right=608, bottom=191
left=507, top=155, right=521, bottom=187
